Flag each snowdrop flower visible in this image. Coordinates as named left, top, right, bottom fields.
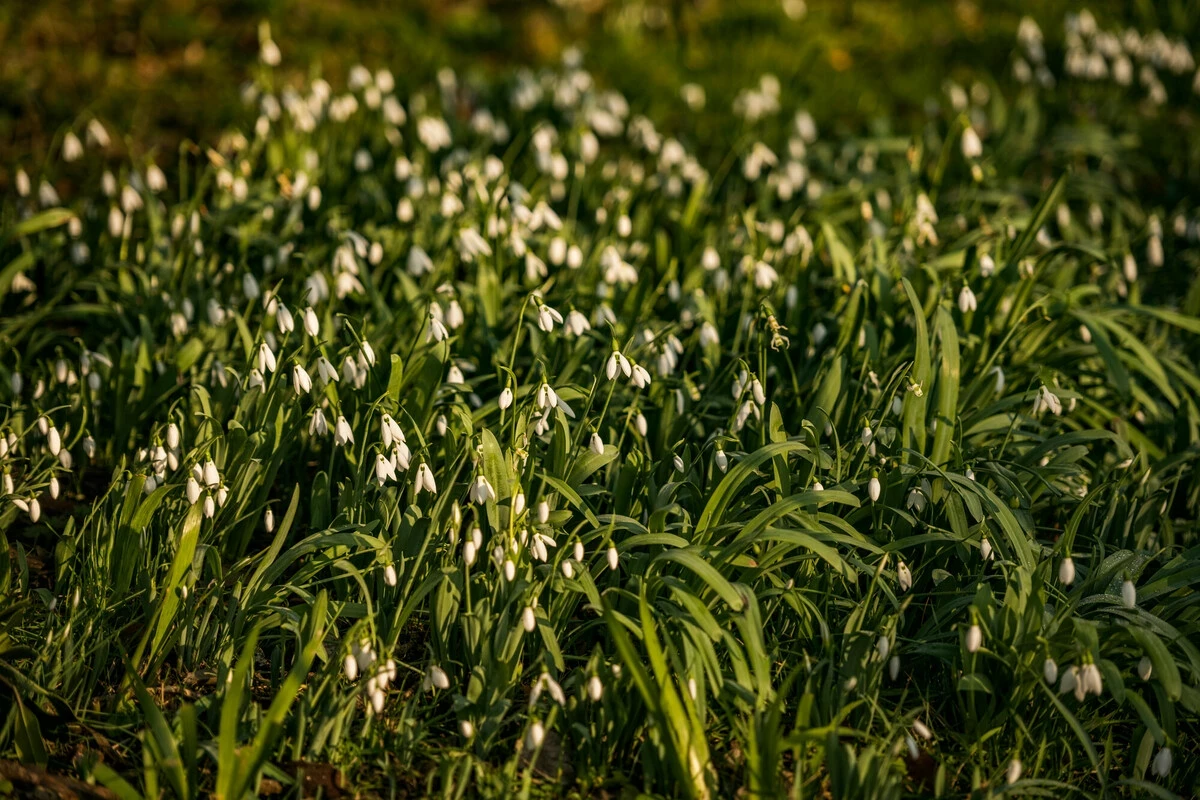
left=522, top=606, right=537, bottom=632
left=876, top=635, right=890, bottom=661
left=606, top=350, right=632, bottom=380
left=381, top=415, right=404, bottom=449
left=589, top=432, right=605, bottom=455
left=427, top=313, right=450, bottom=343
left=415, top=463, right=437, bottom=496
left=408, top=246, right=434, bottom=276
left=979, top=253, right=995, bottom=277
left=309, top=409, right=329, bottom=437
left=203, top=460, right=220, bottom=488
left=334, top=415, right=354, bottom=446
left=292, top=364, right=313, bottom=395
left=631, top=364, right=652, bottom=388
left=375, top=454, right=397, bottom=486
left=1033, top=385, right=1062, bottom=415
left=1007, top=759, right=1022, bottom=785
left=980, top=537, right=993, bottom=561
left=1151, top=747, right=1172, bottom=779
left=469, top=475, right=496, bottom=504
left=62, top=132, right=84, bottom=162
left=565, top=310, right=590, bottom=336
left=315, top=357, right=338, bottom=385
left=1121, top=579, right=1137, bottom=608
left=456, top=228, right=492, bottom=261
left=715, top=449, right=728, bottom=472
left=425, top=664, right=450, bottom=691
left=961, top=126, right=983, bottom=159
left=958, top=285, right=977, bottom=313
left=912, top=719, right=932, bottom=740
left=537, top=302, right=563, bottom=333
left=868, top=476, right=881, bottom=502
left=1138, top=656, right=1153, bottom=681
left=302, top=307, right=319, bottom=337
left=186, top=476, right=202, bottom=505
left=498, top=388, right=514, bottom=410
left=526, top=721, right=545, bottom=749
left=1043, top=658, right=1058, bottom=685
left=203, top=494, right=215, bottom=519
left=966, top=623, right=983, bottom=653
left=257, top=343, right=277, bottom=373
left=275, top=302, right=295, bottom=335
left=1059, top=557, right=1076, bottom=586
left=897, top=561, right=913, bottom=592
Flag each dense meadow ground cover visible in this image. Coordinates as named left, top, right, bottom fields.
left=2, top=1, right=1200, bottom=797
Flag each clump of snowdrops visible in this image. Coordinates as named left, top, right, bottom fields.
left=1, top=10, right=1197, bottom=797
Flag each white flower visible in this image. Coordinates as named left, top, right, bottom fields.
left=1121, top=579, right=1137, bottom=608
left=203, top=460, right=220, bottom=488
left=961, top=126, right=983, bottom=159
left=186, top=476, right=202, bottom=505
left=537, top=303, right=563, bottom=333
left=276, top=302, right=295, bottom=334
left=876, top=635, right=890, bottom=661
left=715, top=449, right=728, bottom=472
left=590, top=432, right=604, bottom=455
left=1033, top=385, right=1062, bottom=416
left=979, top=253, right=995, bottom=277
left=293, top=364, right=313, bottom=395
left=958, top=285, right=977, bottom=313
left=316, top=357, right=338, bottom=385
left=427, top=313, right=450, bottom=343
left=62, top=132, right=84, bottom=162
left=334, top=415, right=354, bottom=446
left=522, top=606, right=537, bottom=632
left=1059, top=557, right=1076, bottom=586
left=498, top=388, right=514, bottom=410
left=1006, top=759, right=1022, bottom=785
left=897, top=561, right=913, bottom=592
left=565, top=310, right=590, bottom=336
left=426, top=664, right=450, bottom=691
left=966, top=624, right=982, bottom=653
left=606, top=350, right=632, bottom=380
left=1043, top=658, right=1058, bottom=685
left=912, top=719, right=932, bottom=740
left=257, top=343, right=277, bottom=373
left=375, top=454, right=397, bottom=486
left=526, top=721, right=545, bottom=750
left=469, top=475, right=496, bottom=504
left=416, top=463, right=437, bottom=496
left=1151, top=747, right=1172, bottom=779
left=310, top=409, right=329, bottom=437
left=457, top=228, right=492, bottom=261
left=1138, top=656, right=1153, bottom=681
left=980, top=537, right=993, bottom=561
left=302, top=307, right=320, bottom=337
left=265, top=508, right=275, bottom=532
left=631, top=364, right=652, bottom=388
left=408, top=246, right=434, bottom=276
left=588, top=675, right=604, bottom=702
left=868, top=477, right=881, bottom=502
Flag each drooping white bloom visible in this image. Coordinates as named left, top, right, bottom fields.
left=292, top=364, right=313, bottom=395
left=334, top=415, right=354, bottom=446
left=302, top=307, right=320, bottom=337
left=427, top=313, right=450, bottom=343
left=1006, top=759, right=1022, bottom=785
left=590, top=432, right=605, bottom=455
left=257, top=342, right=277, bottom=374
left=1043, top=658, right=1058, bottom=685
left=897, top=560, right=913, bottom=592
left=522, top=606, right=537, bottom=632
left=912, top=719, right=932, bottom=740
left=1138, top=656, right=1153, bottom=681
left=631, top=364, right=652, bottom=388
left=375, top=454, right=397, bottom=486
left=606, top=350, right=632, bottom=380
left=310, top=409, right=329, bottom=437
left=966, top=624, right=983, bottom=653
left=958, top=285, right=977, bottom=313
left=203, top=460, right=220, bottom=488
left=498, top=388, right=514, bottom=410
left=1033, top=385, right=1063, bottom=416
left=868, top=477, right=881, bottom=502
left=536, top=302, right=563, bottom=333
left=469, top=475, right=496, bottom=505
left=186, top=476, right=202, bottom=505
left=980, top=537, right=993, bottom=561
left=1059, top=557, right=1076, bottom=586
left=1121, top=579, right=1137, bottom=608
left=1151, top=747, right=1172, bottom=779
left=415, top=463, right=437, bottom=495
left=275, top=302, right=295, bottom=334
left=265, top=508, right=275, bottom=533
left=961, top=126, right=983, bottom=159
